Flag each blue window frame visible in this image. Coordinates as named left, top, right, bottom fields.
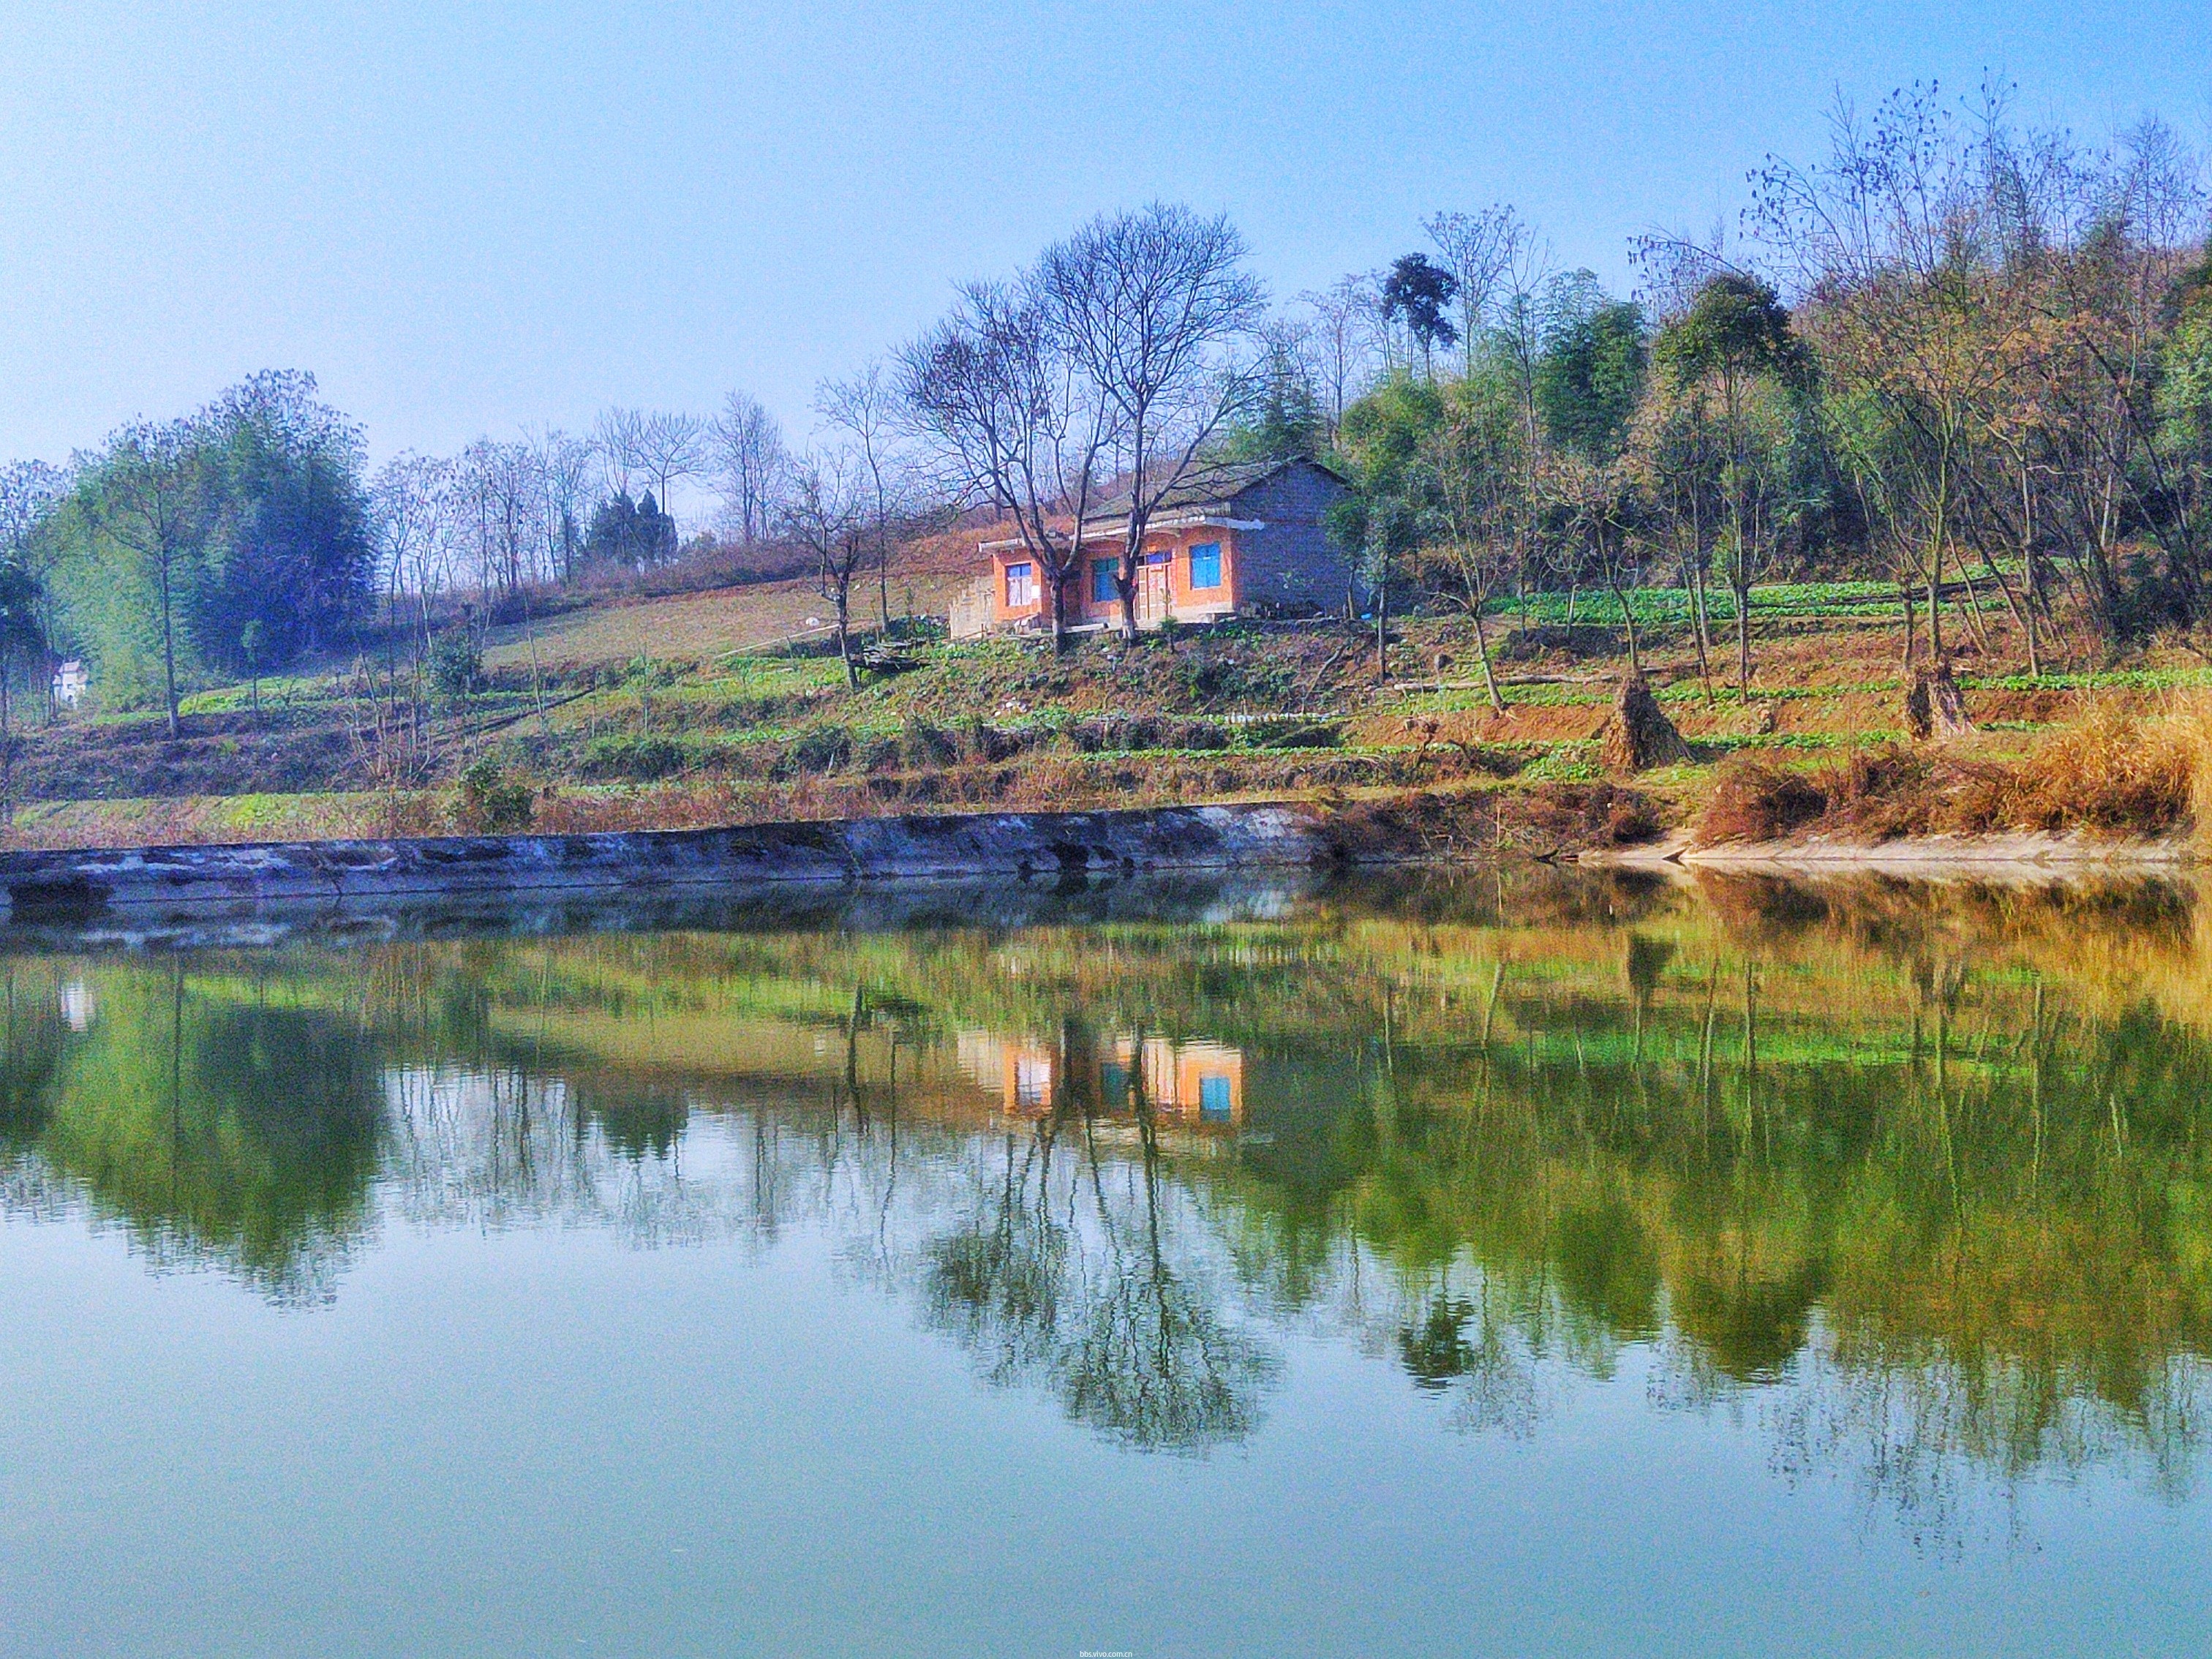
left=1091, top=557, right=1117, bottom=604
left=1189, top=541, right=1223, bottom=590
left=1005, top=561, right=1036, bottom=607
left=1199, top=1075, right=1233, bottom=1122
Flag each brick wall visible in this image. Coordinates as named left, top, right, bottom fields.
left=1225, top=461, right=1355, bottom=615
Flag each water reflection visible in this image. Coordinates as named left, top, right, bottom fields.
left=6, top=867, right=2212, bottom=1525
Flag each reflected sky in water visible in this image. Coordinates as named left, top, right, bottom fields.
left=2, top=868, right=2211, bottom=1657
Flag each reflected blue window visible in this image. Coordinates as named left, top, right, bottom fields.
left=1099, top=1063, right=1131, bottom=1107
left=1200, top=1075, right=1233, bottom=1122
left=1091, top=557, right=1117, bottom=604
left=1189, top=541, right=1223, bottom=590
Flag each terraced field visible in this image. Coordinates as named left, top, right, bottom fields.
left=7, top=571, right=2192, bottom=849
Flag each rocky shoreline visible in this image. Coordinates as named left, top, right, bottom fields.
left=0, top=801, right=1426, bottom=919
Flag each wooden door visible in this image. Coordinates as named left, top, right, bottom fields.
left=1138, top=552, right=1172, bottom=624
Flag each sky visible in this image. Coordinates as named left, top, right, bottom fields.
left=0, top=0, right=2206, bottom=495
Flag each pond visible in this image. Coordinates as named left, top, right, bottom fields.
left=1, top=868, right=2208, bottom=1657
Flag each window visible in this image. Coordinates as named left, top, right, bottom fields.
left=1199, top=1075, right=1234, bottom=1122
left=1189, top=541, right=1223, bottom=590
left=1091, top=557, right=1117, bottom=605
left=1015, top=1056, right=1053, bottom=1109
left=1004, top=561, right=1037, bottom=608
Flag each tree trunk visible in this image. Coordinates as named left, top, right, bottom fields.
left=1686, top=545, right=1715, bottom=708
left=2020, top=465, right=2043, bottom=678
left=1611, top=578, right=1641, bottom=676
left=1734, top=570, right=1751, bottom=697
left=1374, top=565, right=1388, bottom=680
left=1471, top=607, right=1505, bottom=715
left=835, top=578, right=857, bottom=690
left=159, top=552, right=179, bottom=740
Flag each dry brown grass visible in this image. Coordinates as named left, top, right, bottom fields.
left=481, top=573, right=968, bottom=672
left=1694, top=695, right=2212, bottom=846
left=1696, top=761, right=1830, bottom=843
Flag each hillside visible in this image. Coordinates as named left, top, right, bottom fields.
left=6, top=570, right=2200, bottom=857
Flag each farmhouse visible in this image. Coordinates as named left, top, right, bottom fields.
left=949, top=457, right=1353, bottom=638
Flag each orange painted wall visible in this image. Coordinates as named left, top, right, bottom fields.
left=986, top=526, right=1240, bottom=627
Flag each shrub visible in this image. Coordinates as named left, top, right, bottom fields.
left=789, top=723, right=854, bottom=773
left=900, top=718, right=959, bottom=767
left=2007, top=701, right=2194, bottom=834
left=1696, top=759, right=1828, bottom=844
left=426, top=630, right=483, bottom=696
left=579, top=733, right=685, bottom=782
left=456, top=757, right=535, bottom=832
left=1243, top=718, right=1342, bottom=750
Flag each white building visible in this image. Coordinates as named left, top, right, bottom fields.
left=52, top=659, right=86, bottom=710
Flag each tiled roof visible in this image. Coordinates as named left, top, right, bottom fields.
left=1088, top=457, right=1338, bottom=522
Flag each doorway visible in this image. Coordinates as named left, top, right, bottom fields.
left=1138, top=551, right=1173, bottom=625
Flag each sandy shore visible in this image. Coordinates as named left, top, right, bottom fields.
left=1586, top=829, right=2197, bottom=880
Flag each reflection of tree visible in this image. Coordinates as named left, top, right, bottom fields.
left=1055, top=1088, right=1275, bottom=1452
left=922, top=1047, right=1278, bottom=1453
left=0, top=960, right=381, bottom=1302
left=1401, top=1294, right=1476, bottom=1389
left=10, top=865, right=2212, bottom=1509
left=924, top=1132, right=1067, bottom=1385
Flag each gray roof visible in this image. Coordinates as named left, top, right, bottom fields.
left=1086, top=456, right=1344, bottom=523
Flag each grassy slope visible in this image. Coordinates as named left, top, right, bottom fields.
left=9, top=568, right=2196, bottom=850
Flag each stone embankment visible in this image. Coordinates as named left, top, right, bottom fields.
left=0, top=802, right=1415, bottom=918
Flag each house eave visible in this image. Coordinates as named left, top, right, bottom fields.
left=979, top=515, right=1263, bottom=555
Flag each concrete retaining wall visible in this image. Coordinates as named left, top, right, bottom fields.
left=0, top=802, right=1363, bottom=918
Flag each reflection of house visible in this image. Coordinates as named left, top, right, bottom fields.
left=955, top=1029, right=1246, bottom=1128
left=52, top=659, right=87, bottom=710
left=949, top=459, right=1353, bottom=639
left=59, top=979, right=95, bottom=1033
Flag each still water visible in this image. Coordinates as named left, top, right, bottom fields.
left=2, top=868, right=2209, bottom=1657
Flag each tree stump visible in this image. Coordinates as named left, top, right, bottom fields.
left=1904, top=658, right=1974, bottom=741
left=1598, top=672, right=1691, bottom=772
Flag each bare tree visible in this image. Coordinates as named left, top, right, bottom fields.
left=900, top=277, right=1120, bottom=650
left=1037, top=203, right=1266, bottom=642
left=1295, top=274, right=1380, bottom=439
left=592, top=407, right=648, bottom=500
left=370, top=451, right=454, bottom=655
left=1425, top=206, right=1519, bottom=377
left=1751, top=89, right=2014, bottom=662
left=819, top=364, right=906, bottom=630
left=636, top=411, right=707, bottom=530
left=710, top=391, right=789, bottom=546
left=452, top=440, right=549, bottom=597
left=534, top=430, right=595, bottom=585
left=783, top=448, right=873, bottom=688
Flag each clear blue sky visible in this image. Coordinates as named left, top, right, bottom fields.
left=0, top=0, right=2205, bottom=471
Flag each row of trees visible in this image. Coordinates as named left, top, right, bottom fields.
left=13, top=372, right=375, bottom=735
left=1301, top=88, right=2212, bottom=694
left=6, top=84, right=2210, bottom=726
left=0, top=377, right=819, bottom=724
